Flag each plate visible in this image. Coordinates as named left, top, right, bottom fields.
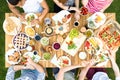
left=25, top=26, right=35, bottom=38
left=57, top=56, right=71, bottom=67
left=84, top=37, right=103, bottom=54
left=79, top=52, right=87, bottom=60
left=87, top=12, right=106, bottom=29
left=13, top=33, right=29, bottom=50
left=98, top=20, right=120, bottom=49
left=6, top=49, right=21, bottom=64
left=25, top=13, right=38, bottom=26
left=55, top=24, right=69, bottom=35
left=40, top=37, right=49, bottom=46
left=23, top=52, right=41, bottom=63
left=52, top=10, right=71, bottom=24
left=3, top=16, right=22, bottom=35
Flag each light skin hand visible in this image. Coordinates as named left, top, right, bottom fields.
left=74, top=12, right=80, bottom=20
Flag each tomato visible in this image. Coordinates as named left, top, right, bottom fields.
left=67, top=14, right=71, bottom=19
left=85, top=41, right=90, bottom=49
left=63, top=59, right=69, bottom=64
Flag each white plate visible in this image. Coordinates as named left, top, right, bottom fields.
left=5, top=49, right=21, bottom=64
left=25, top=13, right=38, bottom=26
left=3, top=16, right=22, bottom=35
left=57, top=56, right=71, bottom=67
left=23, top=52, right=41, bottom=63
left=87, top=12, right=106, bottom=29
left=52, top=10, right=71, bottom=24
left=79, top=52, right=87, bottom=60
left=85, top=37, right=103, bottom=55
left=25, top=26, right=35, bottom=38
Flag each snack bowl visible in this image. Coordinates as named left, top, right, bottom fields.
left=6, top=49, right=21, bottom=64
left=79, top=52, right=87, bottom=60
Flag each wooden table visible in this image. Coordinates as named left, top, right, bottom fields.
left=5, top=13, right=116, bottom=68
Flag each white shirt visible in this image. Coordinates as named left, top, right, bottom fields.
left=22, top=0, right=43, bottom=13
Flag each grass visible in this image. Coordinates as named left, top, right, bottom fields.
left=0, top=0, right=120, bottom=80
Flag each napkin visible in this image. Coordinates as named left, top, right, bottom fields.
left=50, top=54, right=61, bottom=68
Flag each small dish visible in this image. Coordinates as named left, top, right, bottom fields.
left=6, top=49, right=21, bottom=64
left=79, top=52, right=87, bottom=60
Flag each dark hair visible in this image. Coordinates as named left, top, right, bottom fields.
left=8, top=0, right=20, bottom=5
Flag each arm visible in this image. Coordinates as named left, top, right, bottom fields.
left=79, top=66, right=90, bottom=80
left=57, top=65, right=81, bottom=80
left=53, top=0, right=79, bottom=12
left=75, top=0, right=79, bottom=9
left=8, top=3, right=24, bottom=20
left=27, top=57, right=45, bottom=73
left=108, top=49, right=120, bottom=77
left=100, top=0, right=113, bottom=12
left=78, top=60, right=95, bottom=80
left=39, top=0, right=49, bottom=21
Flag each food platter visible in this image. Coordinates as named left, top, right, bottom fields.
left=61, top=28, right=86, bottom=56
left=25, top=13, right=38, bottom=26
left=13, top=33, right=29, bottom=50
left=98, top=20, right=120, bottom=49
left=52, top=10, right=71, bottom=24
left=6, top=49, right=21, bottom=64
left=57, top=56, right=71, bottom=67
left=84, top=37, right=103, bottom=54
left=3, top=16, right=22, bottom=35
left=87, top=12, right=106, bottom=29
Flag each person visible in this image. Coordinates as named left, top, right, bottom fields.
left=7, top=0, right=49, bottom=22
left=53, top=59, right=95, bottom=80
left=6, top=57, right=45, bottom=80
left=80, top=49, right=120, bottom=80
left=53, top=0, right=80, bottom=20
left=81, top=0, right=113, bottom=13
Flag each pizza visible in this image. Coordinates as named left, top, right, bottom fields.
left=98, top=21, right=120, bottom=49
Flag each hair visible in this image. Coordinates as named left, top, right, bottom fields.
left=59, top=0, right=67, bottom=4
left=8, top=0, right=20, bottom=5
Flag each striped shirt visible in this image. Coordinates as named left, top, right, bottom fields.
left=86, top=0, right=113, bottom=13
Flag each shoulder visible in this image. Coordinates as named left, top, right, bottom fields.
left=36, top=0, right=43, bottom=3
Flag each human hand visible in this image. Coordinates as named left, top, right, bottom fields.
left=31, top=19, right=39, bottom=25
left=74, top=12, right=80, bottom=20
left=108, top=49, right=115, bottom=61
left=26, top=57, right=35, bottom=66
left=81, top=59, right=95, bottom=67
left=24, top=63, right=35, bottom=70
left=19, top=15, right=26, bottom=22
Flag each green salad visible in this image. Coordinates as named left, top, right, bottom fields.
left=69, top=28, right=79, bottom=40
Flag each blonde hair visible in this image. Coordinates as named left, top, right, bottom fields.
left=58, top=0, right=67, bottom=4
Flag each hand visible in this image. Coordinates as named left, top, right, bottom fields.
left=38, top=16, right=44, bottom=22
left=81, top=59, right=95, bottom=67
left=108, top=49, right=115, bottom=61
left=74, top=12, right=80, bottom=20
left=31, top=19, right=39, bottom=25
left=19, top=15, right=26, bottom=22
left=24, top=63, right=35, bottom=70
left=26, top=57, right=35, bottom=65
